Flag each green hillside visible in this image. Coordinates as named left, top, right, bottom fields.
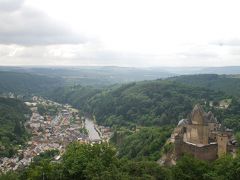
left=111, top=126, right=173, bottom=161
left=0, top=71, right=63, bottom=96
left=0, top=66, right=174, bottom=87
left=170, top=74, right=240, bottom=97
left=0, top=97, right=30, bottom=157
left=49, top=80, right=226, bottom=127
left=47, top=85, right=100, bottom=109
left=83, top=80, right=226, bottom=127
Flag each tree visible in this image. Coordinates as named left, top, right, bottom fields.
left=172, top=155, right=210, bottom=180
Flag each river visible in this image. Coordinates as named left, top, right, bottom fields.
left=85, top=118, right=101, bottom=141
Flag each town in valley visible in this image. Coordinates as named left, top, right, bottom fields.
left=0, top=96, right=112, bottom=173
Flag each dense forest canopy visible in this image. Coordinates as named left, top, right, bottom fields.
left=0, top=71, right=63, bottom=96
left=49, top=79, right=240, bottom=130
left=81, top=80, right=226, bottom=127
left=170, top=74, right=240, bottom=97
left=47, top=85, right=100, bottom=109
left=111, top=126, right=173, bottom=161
left=0, top=97, right=30, bottom=157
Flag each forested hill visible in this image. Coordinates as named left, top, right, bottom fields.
left=50, top=80, right=226, bottom=127
left=85, top=80, right=226, bottom=127
left=0, top=66, right=174, bottom=87
left=0, top=97, right=30, bottom=157
left=169, top=74, right=240, bottom=97
left=47, top=85, right=100, bottom=109
left=0, top=71, right=63, bottom=96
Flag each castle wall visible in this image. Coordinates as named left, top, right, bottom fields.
left=175, top=140, right=218, bottom=161
left=208, top=123, right=218, bottom=132
left=217, top=134, right=228, bottom=157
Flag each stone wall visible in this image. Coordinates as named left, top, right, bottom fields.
left=217, top=134, right=228, bottom=157
left=186, top=124, right=209, bottom=145
left=175, top=140, right=218, bottom=161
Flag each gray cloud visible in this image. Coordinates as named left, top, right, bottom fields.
left=211, top=39, right=240, bottom=47
left=0, top=0, right=87, bottom=45
left=0, top=44, right=159, bottom=67
left=177, top=51, right=219, bottom=59
left=176, top=44, right=220, bottom=59
left=0, top=0, right=24, bottom=12
left=0, top=43, right=239, bottom=67
left=0, top=0, right=239, bottom=67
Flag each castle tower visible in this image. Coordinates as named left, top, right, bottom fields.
left=191, top=104, right=205, bottom=125
left=217, top=132, right=228, bottom=157
left=174, top=134, right=183, bottom=158
left=186, top=104, right=209, bottom=145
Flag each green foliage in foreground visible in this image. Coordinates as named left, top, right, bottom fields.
left=172, top=153, right=240, bottom=180
left=2, top=143, right=240, bottom=180
left=111, top=126, right=173, bottom=161
left=0, top=97, right=30, bottom=158
left=2, top=143, right=170, bottom=180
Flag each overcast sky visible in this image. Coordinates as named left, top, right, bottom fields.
left=0, top=0, right=240, bottom=67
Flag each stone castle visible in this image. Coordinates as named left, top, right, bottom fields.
left=174, top=104, right=237, bottom=161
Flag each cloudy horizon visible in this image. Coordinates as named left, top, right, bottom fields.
left=1, top=0, right=240, bottom=67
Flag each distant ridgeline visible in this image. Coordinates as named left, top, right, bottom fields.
left=0, top=66, right=174, bottom=87
left=169, top=74, right=240, bottom=98
left=0, top=71, right=63, bottom=97
left=0, top=97, right=30, bottom=157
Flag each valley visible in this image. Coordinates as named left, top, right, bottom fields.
left=2, top=0, right=240, bottom=178
left=1, top=70, right=240, bottom=179
left=0, top=96, right=111, bottom=173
